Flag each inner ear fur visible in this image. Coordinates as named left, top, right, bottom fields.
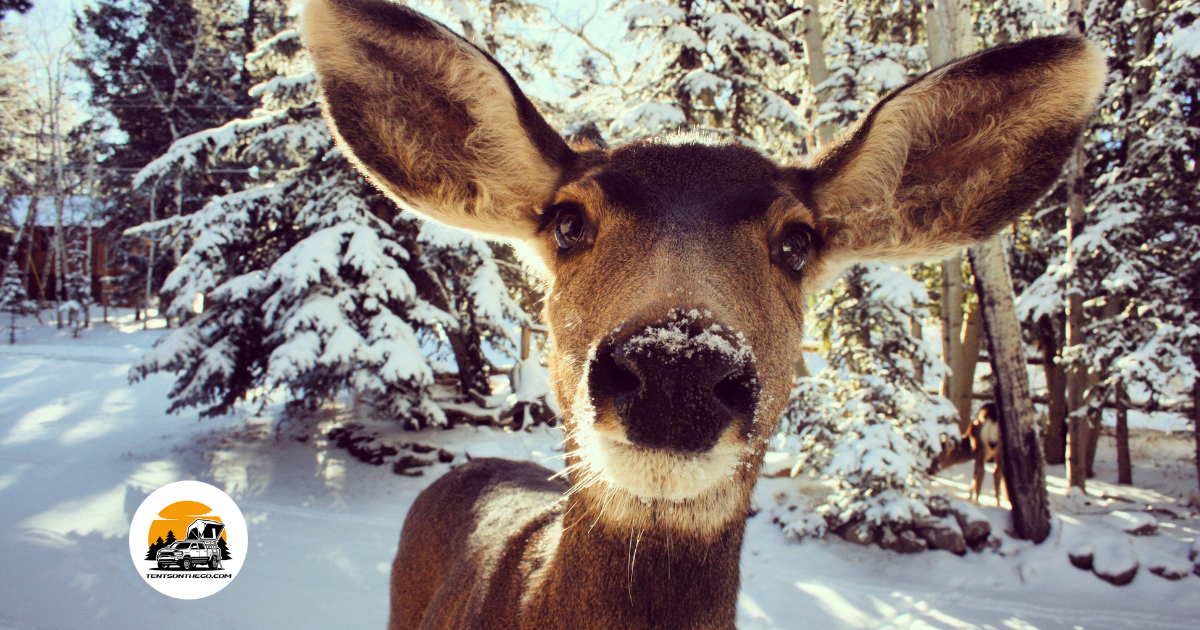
left=301, top=0, right=578, bottom=239
left=789, top=35, right=1106, bottom=264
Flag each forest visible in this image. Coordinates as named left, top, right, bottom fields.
left=0, top=0, right=1197, bottom=627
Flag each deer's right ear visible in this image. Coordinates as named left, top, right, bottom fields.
left=301, top=0, right=577, bottom=239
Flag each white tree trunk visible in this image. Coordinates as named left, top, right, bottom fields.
left=801, top=0, right=833, bottom=147
left=925, top=1, right=975, bottom=424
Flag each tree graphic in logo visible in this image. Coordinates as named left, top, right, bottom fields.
left=145, top=500, right=232, bottom=571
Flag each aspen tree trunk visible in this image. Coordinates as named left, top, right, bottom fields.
left=954, top=308, right=983, bottom=431
left=925, top=0, right=974, bottom=425
left=51, top=125, right=65, bottom=329
left=911, top=316, right=924, bottom=387
left=1063, top=0, right=1090, bottom=490
left=793, top=0, right=826, bottom=382
left=941, top=258, right=964, bottom=405
left=970, top=240, right=1051, bottom=542
left=801, top=0, right=833, bottom=147
left=83, top=162, right=94, bottom=330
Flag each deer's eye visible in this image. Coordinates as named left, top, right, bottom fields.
left=554, top=206, right=587, bottom=250
left=776, top=225, right=821, bottom=274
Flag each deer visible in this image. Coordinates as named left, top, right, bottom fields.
left=967, top=403, right=1006, bottom=506
left=300, top=1, right=1105, bottom=627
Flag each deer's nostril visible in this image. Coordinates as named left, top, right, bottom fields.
left=589, top=346, right=641, bottom=400
left=713, top=370, right=758, bottom=414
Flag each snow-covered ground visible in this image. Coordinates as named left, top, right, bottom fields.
left=1, top=315, right=1198, bottom=629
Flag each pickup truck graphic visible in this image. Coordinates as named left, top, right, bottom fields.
left=156, top=519, right=226, bottom=571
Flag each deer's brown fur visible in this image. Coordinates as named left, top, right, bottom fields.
left=301, top=1, right=1106, bottom=628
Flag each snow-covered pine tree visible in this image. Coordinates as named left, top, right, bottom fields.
left=778, top=263, right=956, bottom=540
left=129, top=3, right=544, bottom=425
left=57, top=227, right=91, bottom=335
left=770, top=0, right=960, bottom=542
left=0, top=258, right=32, bottom=343
left=77, top=0, right=285, bottom=311
left=616, top=0, right=807, bottom=157
left=813, top=0, right=926, bottom=133
left=1067, top=0, right=1200, bottom=484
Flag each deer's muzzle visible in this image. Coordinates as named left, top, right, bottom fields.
left=588, top=313, right=759, bottom=454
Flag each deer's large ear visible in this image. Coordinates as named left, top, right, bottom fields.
left=301, top=0, right=578, bottom=239
left=787, top=36, right=1106, bottom=264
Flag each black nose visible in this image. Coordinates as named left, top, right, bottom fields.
left=588, top=317, right=758, bottom=453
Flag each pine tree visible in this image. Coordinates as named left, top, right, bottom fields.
left=778, top=263, right=956, bottom=539
left=616, top=0, right=807, bottom=158
left=1069, top=0, right=1200, bottom=485
left=217, top=536, right=231, bottom=560
left=0, top=258, right=31, bottom=344
left=130, top=3, right=541, bottom=425
left=145, top=535, right=166, bottom=560
left=164, top=530, right=177, bottom=546
left=76, top=0, right=284, bottom=308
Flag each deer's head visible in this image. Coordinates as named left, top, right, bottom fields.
left=303, top=0, right=1104, bottom=536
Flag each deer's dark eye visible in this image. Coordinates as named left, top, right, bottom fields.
left=554, top=206, right=586, bottom=250
left=776, top=225, right=820, bottom=274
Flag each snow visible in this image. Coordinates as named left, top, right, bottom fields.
left=1169, top=21, right=1200, bottom=58
left=2, top=318, right=1199, bottom=628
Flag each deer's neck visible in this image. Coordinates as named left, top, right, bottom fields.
left=529, top=496, right=745, bottom=630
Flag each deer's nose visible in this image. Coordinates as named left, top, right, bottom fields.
left=588, top=318, right=758, bottom=454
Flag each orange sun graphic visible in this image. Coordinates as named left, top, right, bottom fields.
left=146, top=500, right=228, bottom=548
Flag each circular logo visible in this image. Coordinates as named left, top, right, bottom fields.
left=128, top=480, right=247, bottom=599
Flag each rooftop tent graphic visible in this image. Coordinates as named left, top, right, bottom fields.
left=187, top=518, right=225, bottom=540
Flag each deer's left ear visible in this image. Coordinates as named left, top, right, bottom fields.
left=786, top=35, right=1106, bottom=265
left=301, top=0, right=578, bottom=240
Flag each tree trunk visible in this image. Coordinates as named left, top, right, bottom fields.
left=911, top=315, right=924, bottom=387
left=801, top=0, right=833, bottom=147
left=970, top=237, right=1051, bottom=543
left=1193, top=371, right=1199, bottom=494
left=953, top=305, right=983, bottom=432
left=241, top=0, right=259, bottom=87
left=1064, top=0, right=1090, bottom=491
left=925, top=0, right=974, bottom=428
left=145, top=179, right=160, bottom=329
left=53, top=197, right=64, bottom=329
left=1115, top=391, right=1131, bottom=484
left=1039, top=324, right=1069, bottom=465
left=1085, top=407, right=1102, bottom=478
left=941, top=254, right=964, bottom=412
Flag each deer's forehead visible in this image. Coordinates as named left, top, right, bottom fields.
left=578, top=141, right=795, bottom=227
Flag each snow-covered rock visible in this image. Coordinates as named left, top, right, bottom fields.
left=1146, top=555, right=1193, bottom=580
left=878, top=527, right=928, bottom=554
left=949, top=500, right=992, bottom=546
left=1104, top=510, right=1158, bottom=536
left=1091, top=539, right=1139, bottom=586
left=916, top=516, right=967, bottom=556
left=1068, top=542, right=1094, bottom=570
